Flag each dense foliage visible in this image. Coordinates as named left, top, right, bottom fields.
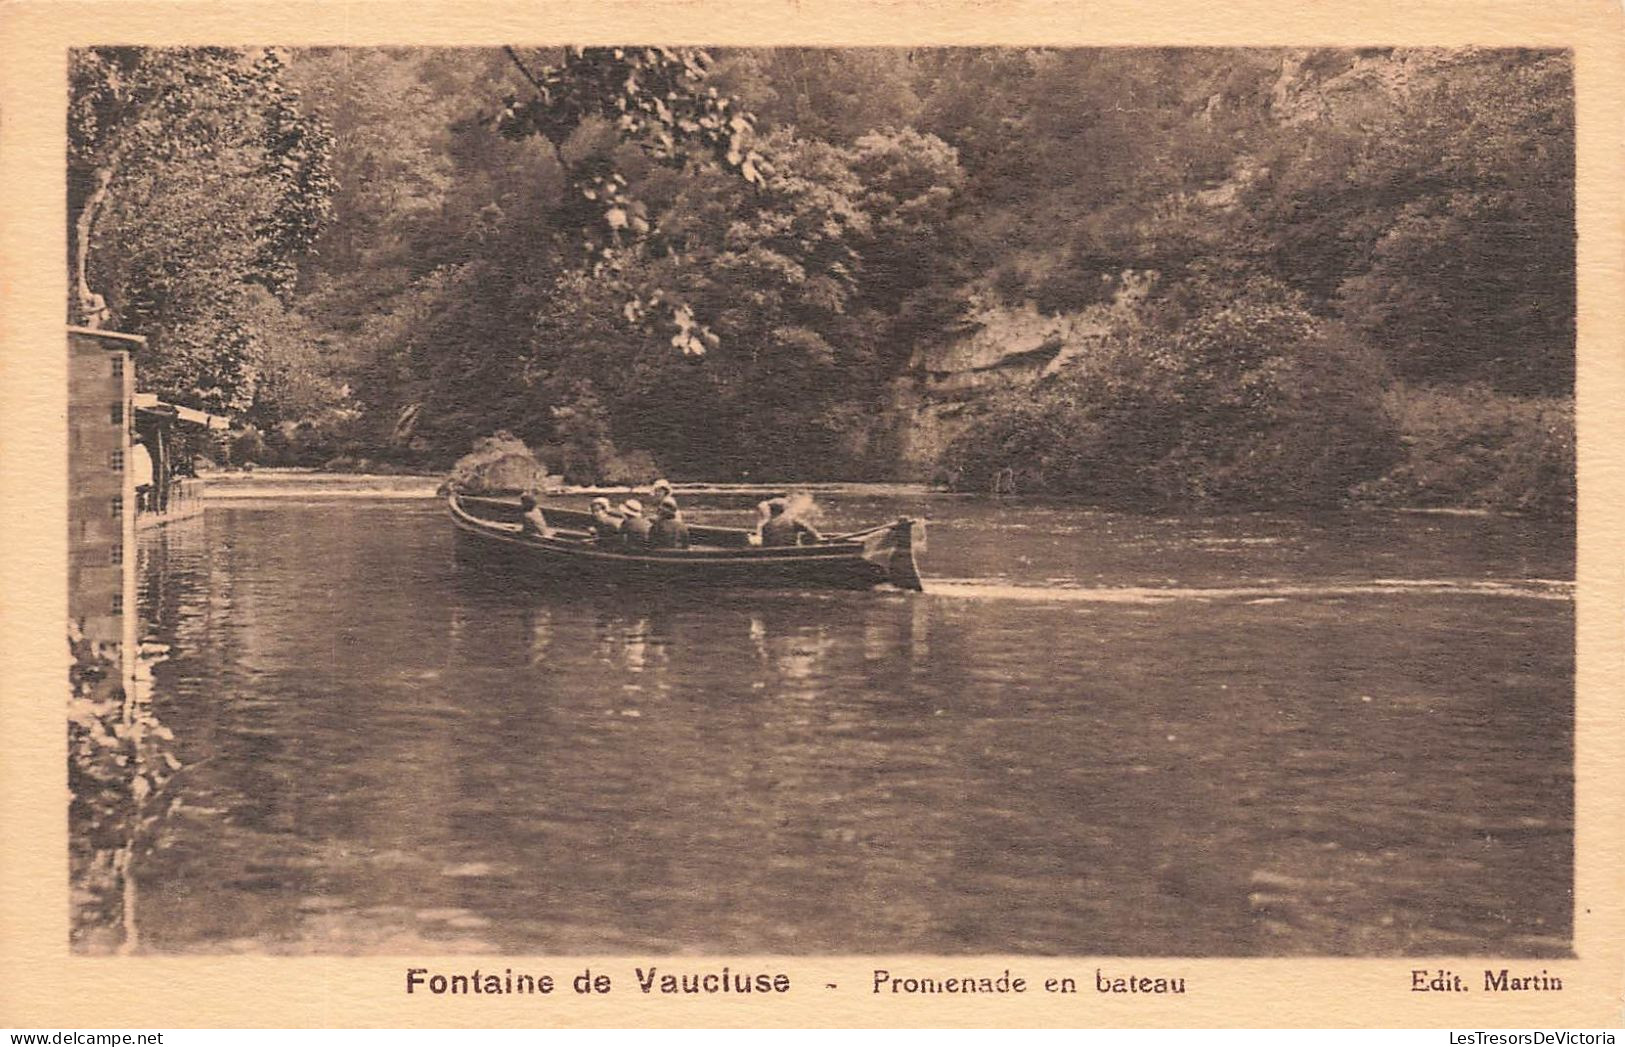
left=70, top=47, right=334, bottom=413
left=1353, top=385, right=1575, bottom=516
left=940, top=279, right=1401, bottom=508
left=71, top=46, right=1575, bottom=513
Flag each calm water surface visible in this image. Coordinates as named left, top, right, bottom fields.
left=130, top=494, right=1574, bottom=955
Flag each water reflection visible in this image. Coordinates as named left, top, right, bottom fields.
left=69, top=527, right=193, bottom=954
left=120, top=498, right=1574, bottom=956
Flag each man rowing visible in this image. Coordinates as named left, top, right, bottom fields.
left=518, top=493, right=553, bottom=538
left=759, top=497, right=822, bottom=547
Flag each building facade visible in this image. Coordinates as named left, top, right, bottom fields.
left=68, top=326, right=141, bottom=690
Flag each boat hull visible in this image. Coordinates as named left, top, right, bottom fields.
left=448, top=495, right=923, bottom=591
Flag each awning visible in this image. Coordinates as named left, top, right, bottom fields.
left=133, top=393, right=230, bottom=430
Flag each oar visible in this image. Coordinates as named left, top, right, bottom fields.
left=824, top=518, right=925, bottom=542
left=821, top=524, right=887, bottom=542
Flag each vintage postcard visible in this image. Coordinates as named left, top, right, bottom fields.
left=1, top=0, right=1621, bottom=1030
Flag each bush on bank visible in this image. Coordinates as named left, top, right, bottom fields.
left=443, top=431, right=555, bottom=494
left=1354, top=384, right=1576, bottom=517
left=938, top=281, right=1401, bottom=509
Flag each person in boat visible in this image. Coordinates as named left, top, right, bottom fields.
left=649, top=478, right=675, bottom=511
left=760, top=497, right=823, bottom=547
left=518, top=493, right=552, bottom=538
left=589, top=496, right=623, bottom=540
left=748, top=499, right=772, bottom=546
left=649, top=495, right=690, bottom=549
left=618, top=498, right=653, bottom=547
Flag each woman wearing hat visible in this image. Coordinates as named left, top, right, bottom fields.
left=617, top=498, right=653, bottom=547
left=649, top=495, right=690, bottom=549
left=588, top=496, right=623, bottom=540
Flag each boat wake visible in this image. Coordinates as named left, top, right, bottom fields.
left=924, top=577, right=1575, bottom=603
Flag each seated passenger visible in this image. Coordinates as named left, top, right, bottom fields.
left=748, top=499, right=772, bottom=546
left=589, top=496, right=623, bottom=539
left=618, top=498, right=653, bottom=547
left=649, top=496, right=690, bottom=549
left=759, top=497, right=822, bottom=547
left=518, top=493, right=552, bottom=538
left=650, top=478, right=675, bottom=510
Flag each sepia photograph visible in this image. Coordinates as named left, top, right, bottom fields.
left=57, top=40, right=1584, bottom=965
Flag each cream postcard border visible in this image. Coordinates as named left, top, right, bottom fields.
left=2, top=0, right=1621, bottom=1028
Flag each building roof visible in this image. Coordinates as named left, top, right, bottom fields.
left=67, top=325, right=147, bottom=346
left=133, top=393, right=229, bottom=430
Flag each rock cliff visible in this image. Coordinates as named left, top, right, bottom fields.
left=890, top=273, right=1155, bottom=479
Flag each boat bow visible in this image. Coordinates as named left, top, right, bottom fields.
left=858, top=517, right=925, bottom=592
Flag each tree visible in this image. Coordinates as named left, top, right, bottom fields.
left=847, top=127, right=967, bottom=365
left=711, top=48, right=923, bottom=144
left=207, top=45, right=1572, bottom=497
left=286, top=49, right=444, bottom=282
left=69, top=47, right=334, bottom=411
left=651, top=132, right=872, bottom=475
left=1333, top=50, right=1574, bottom=394
left=494, top=46, right=771, bottom=354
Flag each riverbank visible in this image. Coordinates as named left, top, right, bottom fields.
left=200, top=468, right=1570, bottom=522
left=939, top=382, right=1575, bottom=520
left=202, top=469, right=444, bottom=499
left=202, top=469, right=946, bottom=501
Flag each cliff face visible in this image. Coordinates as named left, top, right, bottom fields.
left=1268, top=47, right=1438, bottom=127
left=890, top=274, right=1153, bottom=479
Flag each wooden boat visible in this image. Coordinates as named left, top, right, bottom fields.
left=448, top=493, right=925, bottom=591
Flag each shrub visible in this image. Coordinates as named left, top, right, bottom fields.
left=444, top=431, right=553, bottom=494
left=227, top=426, right=266, bottom=467
left=1354, top=384, right=1575, bottom=516
left=602, top=449, right=662, bottom=486
left=940, top=280, right=1401, bottom=508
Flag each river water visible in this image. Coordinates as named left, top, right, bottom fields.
left=127, top=491, right=1573, bottom=956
